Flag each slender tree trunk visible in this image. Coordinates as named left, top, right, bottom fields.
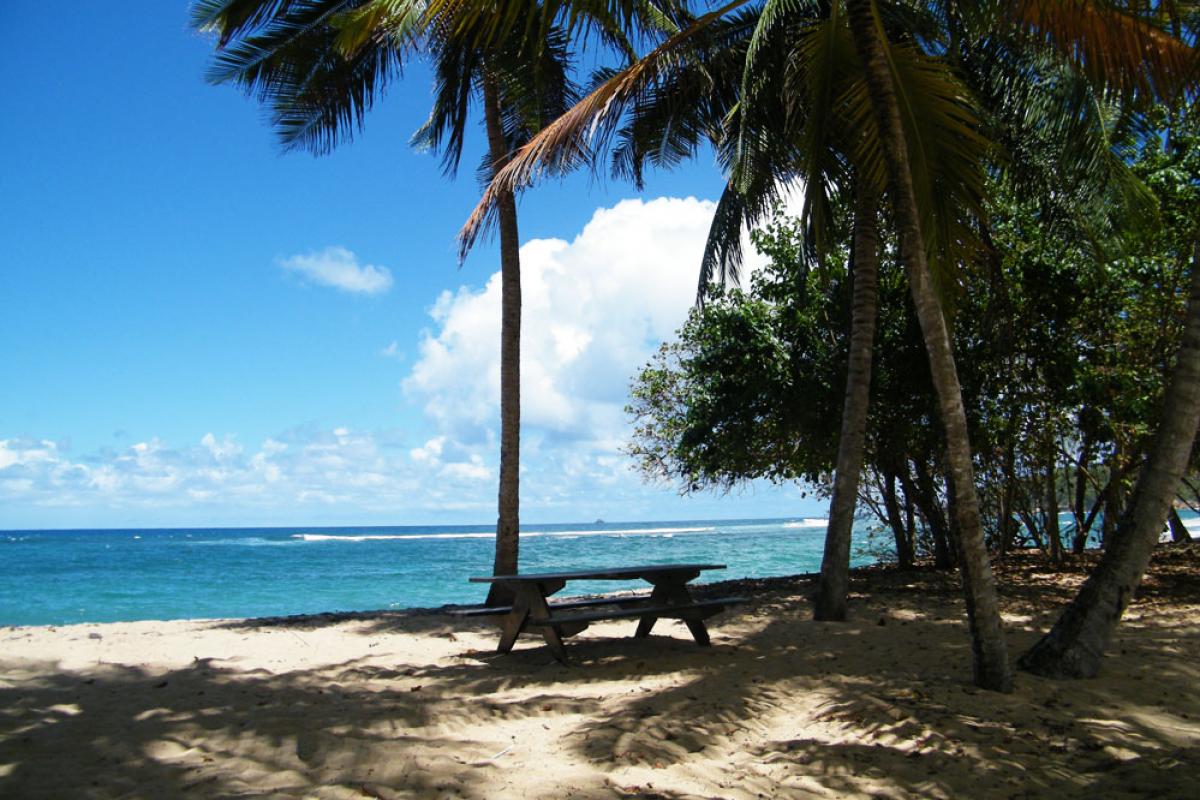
left=1020, top=253, right=1200, bottom=678
left=883, top=470, right=915, bottom=568
left=1072, top=437, right=1093, bottom=553
left=1102, top=474, right=1124, bottom=550
left=815, top=186, right=880, bottom=620
left=482, top=76, right=522, bottom=603
left=1000, top=443, right=1018, bottom=555
left=1017, top=506, right=1044, bottom=551
left=845, top=0, right=1011, bottom=691
left=1045, top=441, right=1062, bottom=563
left=904, top=490, right=916, bottom=556
left=1168, top=507, right=1191, bottom=543
left=908, top=459, right=954, bottom=569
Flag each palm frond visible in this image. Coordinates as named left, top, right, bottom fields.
left=1005, top=0, right=1200, bottom=101
left=458, top=0, right=751, bottom=257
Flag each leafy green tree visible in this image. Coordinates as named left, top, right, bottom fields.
left=1019, top=107, right=1200, bottom=678
left=453, top=0, right=1196, bottom=691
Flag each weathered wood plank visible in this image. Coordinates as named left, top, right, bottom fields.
left=530, top=597, right=744, bottom=626
left=451, top=593, right=655, bottom=618
left=469, top=564, right=725, bottom=583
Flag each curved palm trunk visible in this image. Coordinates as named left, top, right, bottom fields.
left=482, top=75, right=522, bottom=603
left=844, top=0, right=1012, bottom=691
left=1020, top=252, right=1200, bottom=678
left=815, top=186, right=880, bottom=621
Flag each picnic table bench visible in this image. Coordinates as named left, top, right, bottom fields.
left=456, top=563, right=744, bottom=661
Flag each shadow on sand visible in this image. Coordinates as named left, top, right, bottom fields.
left=2, top=546, right=1197, bottom=799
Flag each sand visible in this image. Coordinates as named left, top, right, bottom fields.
left=2, top=545, right=1198, bottom=800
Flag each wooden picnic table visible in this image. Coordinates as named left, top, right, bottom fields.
left=464, top=563, right=742, bottom=661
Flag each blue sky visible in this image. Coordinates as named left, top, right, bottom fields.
left=0, top=2, right=822, bottom=529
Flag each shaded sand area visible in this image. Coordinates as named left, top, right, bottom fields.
left=2, top=546, right=1198, bottom=799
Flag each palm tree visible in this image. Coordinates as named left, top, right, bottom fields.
left=191, top=0, right=582, bottom=598
left=472, top=0, right=989, bottom=627
left=840, top=0, right=1012, bottom=692
left=1020, top=247, right=1200, bottom=678
left=451, top=0, right=1198, bottom=689
left=824, top=0, right=1198, bottom=688
left=456, top=0, right=1008, bottom=683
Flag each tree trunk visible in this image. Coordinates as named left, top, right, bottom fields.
left=844, top=0, right=1011, bottom=691
left=1072, top=436, right=1093, bottom=553
left=904, top=490, right=917, bottom=557
left=815, top=186, right=880, bottom=620
left=1101, top=474, right=1124, bottom=550
left=883, top=470, right=915, bottom=568
left=482, top=75, right=522, bottom=603
left=1045, top=442, right=1062, bottom=563
left=1019, top=252, right=1200, bottom=678
left=999, top=443, right=1018, bottom=555
left=1168, top=507, right=1191, bottom=543
left=908, top=459, right=954, bottom=569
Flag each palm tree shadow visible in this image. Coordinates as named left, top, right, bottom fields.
left=4, top=552, right=1196, bottom=798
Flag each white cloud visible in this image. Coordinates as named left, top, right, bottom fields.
left=405, top=197, right=770, bottom=451
left=201, top=432, right=242, bottom=461
left=0, top=428, right=462, bottom=520
left=395, top=195, right=797, bottom=512
left=410, top=436, right=445, bottom=463
left=279, top=246, right=393, bottom=294
left=441, top=454, right=491, bottom=482
left=0, top=195, right=821, bottom=528
left=380, top=341, right=403, bottom=360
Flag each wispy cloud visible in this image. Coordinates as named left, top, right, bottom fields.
left=279, top=246, right=393, bottom=295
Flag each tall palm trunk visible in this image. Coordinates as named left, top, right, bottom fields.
left=1020, top=252, right=1200, bottom=678
left=815, top=185, right=880, bottom=621
left=844, top=0, right=1011, bottom=691
left=482, top=75, right=522, bottom=602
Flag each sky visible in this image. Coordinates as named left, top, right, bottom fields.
left=0, top=2, right=823, bottom=529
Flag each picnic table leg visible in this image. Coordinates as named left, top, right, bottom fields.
left=683, top=618, right=711, bottom=647
left=637, top=575, right=712, bottom=647
left=496, top=589, right=530, bottom=653
left=526, top=584, right=568, bottom=663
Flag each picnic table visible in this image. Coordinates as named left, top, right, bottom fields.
left=460, top=563, right=744, bottom=661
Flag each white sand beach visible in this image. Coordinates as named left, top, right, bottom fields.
left=2, top=547, right=1198, bottom=799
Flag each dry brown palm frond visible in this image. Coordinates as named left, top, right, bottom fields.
left=1007, top=0, right=1200, bottom=101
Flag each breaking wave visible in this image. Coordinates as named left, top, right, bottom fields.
left=291, top=525, right=717, bottom=543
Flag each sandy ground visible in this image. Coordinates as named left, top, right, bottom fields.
left=2, top=545, right=1198, bottom=800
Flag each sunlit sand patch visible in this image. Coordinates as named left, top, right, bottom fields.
left=2, top=550, right=1198, bottom=799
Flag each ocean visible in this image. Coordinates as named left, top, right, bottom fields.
left=0, top=517, right=888, bottom=627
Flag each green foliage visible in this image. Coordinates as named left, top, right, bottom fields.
left=626, top=215, right=850, bottom=491
left=627, top=106, right=1200, bottom=555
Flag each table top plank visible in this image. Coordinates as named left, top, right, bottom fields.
left=469, top=563, right=725, bottom=583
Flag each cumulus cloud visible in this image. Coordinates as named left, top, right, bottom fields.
left=398, top=195, right=789, bottom=512
left=279, top=246, right=393, bottom=294
left=1, top=195, right=815, bottom=527
left=405, top=197, right=767, bottom=446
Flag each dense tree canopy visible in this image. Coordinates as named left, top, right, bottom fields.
left=628, top=106, right=1200, bottom=568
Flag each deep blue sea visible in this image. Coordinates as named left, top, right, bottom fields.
left=0, top=517, right=890, bottom=627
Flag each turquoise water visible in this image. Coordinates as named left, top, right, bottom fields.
left=0, top=517, right=881, bottom=626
